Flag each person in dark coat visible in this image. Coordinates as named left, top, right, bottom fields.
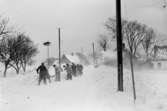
left=36, top=63, right=48, bottom=85
left=76, top=64, right=84, bottom=76
left=79, top=64, right=83, bottom=74
left=71, top=63, right=77, bottom=76
left=64, top=64, right=72, bottom=80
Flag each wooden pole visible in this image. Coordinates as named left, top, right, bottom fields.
left=92, top=43, right=95, bottom=65
left=58, top=28, right=61, bottom=81
left=47, top=45, right=49, bottom=66
left=116, top=0, right=123, bottom=91
left=58, top=28, right=61, bottom=67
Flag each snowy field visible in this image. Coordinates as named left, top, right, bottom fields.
left=0, top=65, right=167, bottom=111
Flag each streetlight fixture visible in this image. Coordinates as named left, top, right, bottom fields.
left=43, top=41, right=51, bottom=67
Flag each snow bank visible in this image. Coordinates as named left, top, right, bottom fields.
left=1, top=64, right=167, bottom=111
left=82, top=65, right=167, bottom=111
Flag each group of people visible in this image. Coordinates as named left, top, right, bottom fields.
left=63, top=63, right=83, bottom=80
left=36, top=62, right=84, bottom=85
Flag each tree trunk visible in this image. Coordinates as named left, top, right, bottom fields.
left=3, top=66, right=7, bottom=77
left=3, top=61, right=9, bottom=77
left=16, top=68, right=20, bottom=74
left=21, top=63, right=26, bottom=72
left=23, top=64, right=26, bottom=72
left=104, top=45, right=106, bottom=51
left=10, top=63, right=20, bottom=75
left=23, top=66, right=26, bottom=72
left=15, top=64, right=20, bottom=74
left=130, top=53, right=136, bottom=102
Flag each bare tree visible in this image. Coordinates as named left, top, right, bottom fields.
left=0, top=37, right=12, bottom=77
left=8, top=36, right=22, bottom=74
left=10, top=33, right=38, bottom=73
left=123, top=21, right=146, bottom=56
left=142, top=28, right=156, bottom=59
left=0, top=17, right=12, bottom=37
left=105, top=18, right=127, bottom=39
left=0, top=33, right=38, bottom=76
left=105, top=18, right=150, bottom=101
left=0, top=16, right=14, bottom=77
left=0, top=16, right=38, bottom=76
left=124, top=21, right=147, bottom=101
left=105, top=18, right=147, bottom=57
left=17, top=33, right=38, bottom=72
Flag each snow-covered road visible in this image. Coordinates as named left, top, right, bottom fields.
left=0, top=65, right=167, bottom=111
left=0, top=66, right=105, bottom=111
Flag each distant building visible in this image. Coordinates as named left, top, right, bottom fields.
left=151, top=45, right=167, bottom=69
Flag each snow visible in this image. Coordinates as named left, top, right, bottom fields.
left=101, top=50, right=117, bottom=60
left=66, top=54, right=80, bottom=64
left=0, top=64, right=167, bottom=111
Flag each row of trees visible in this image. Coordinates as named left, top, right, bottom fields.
left=98, top=17, right=157, bottom=60
left=0, top=16, right=38, bottom=77
left=97, top=17, right=164, bottom=101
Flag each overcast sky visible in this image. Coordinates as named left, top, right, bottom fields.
left=0, top=0, right=167, bottom=62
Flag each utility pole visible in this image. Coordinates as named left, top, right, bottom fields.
left=48, top=45, right=49, bottom=62
left=92, top=43, right=95, bottom=65
left=58, top=28, right=61, bottom=68
left=116, top=0, right=123, bottom=91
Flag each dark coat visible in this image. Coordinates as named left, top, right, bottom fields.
left=36, top=65, right=47, bottom=77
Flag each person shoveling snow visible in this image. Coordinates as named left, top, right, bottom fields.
left=36, top=63, right=51, bottom=85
